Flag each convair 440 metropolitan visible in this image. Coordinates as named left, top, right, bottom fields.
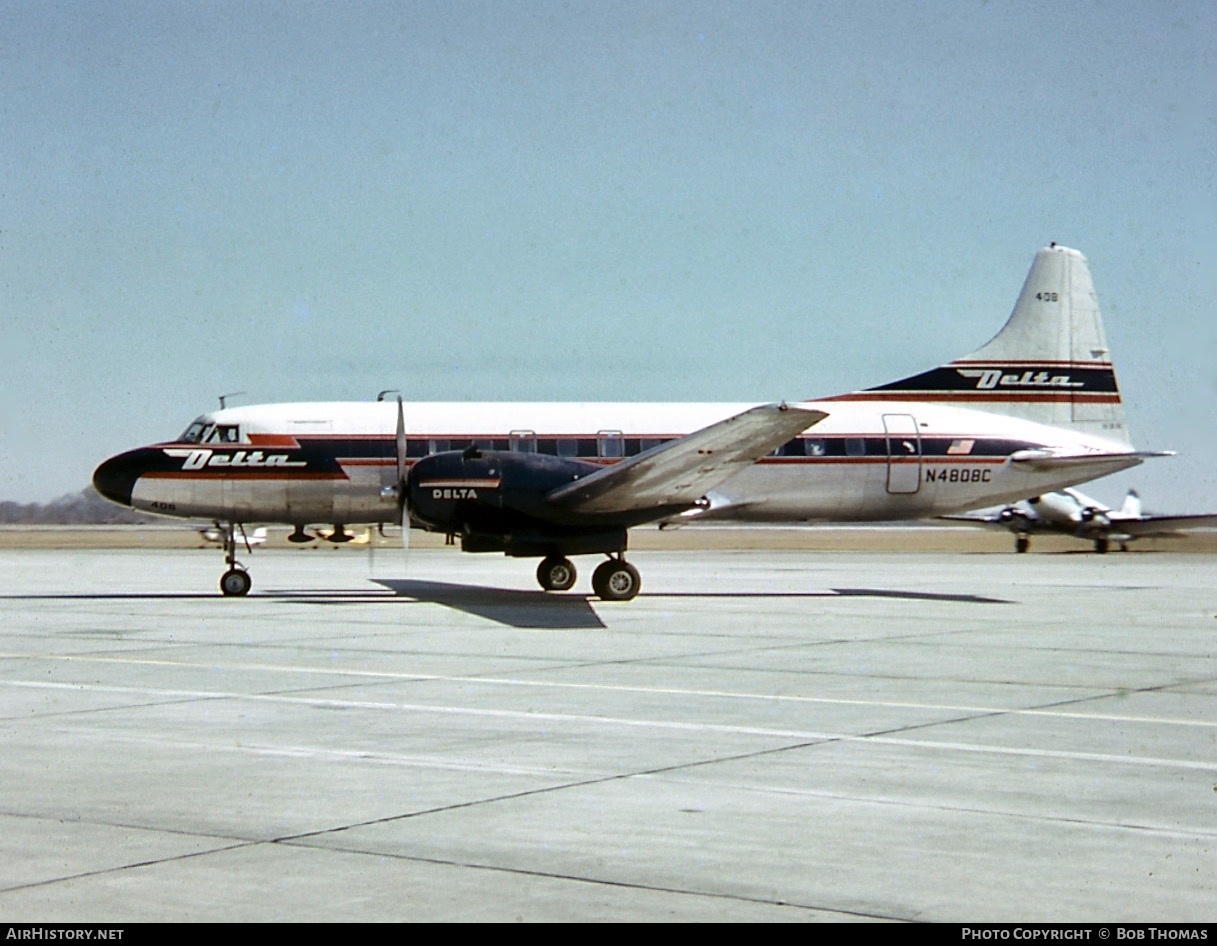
left=94, top=245, right=1161, bottom=599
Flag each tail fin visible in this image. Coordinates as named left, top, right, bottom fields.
left=1119, top=489, right=1142, bottom=518
left=853, top=245, right=1129, bottom=444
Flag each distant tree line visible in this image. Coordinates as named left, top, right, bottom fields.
left=0, top=487, right=158, bottom=524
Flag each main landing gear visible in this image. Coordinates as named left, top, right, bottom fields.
left=535, top=553, right=641, bottom=601
left=218, top=522, right=253, bottom=597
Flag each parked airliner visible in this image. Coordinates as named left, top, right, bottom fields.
left=945, top=488, right=1217, bottom=553
left=94, top=245, right=1159, bottom=599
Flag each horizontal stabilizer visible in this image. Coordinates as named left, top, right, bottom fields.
left=546, top=404, right=827, bottom=516
left=1007, top=448, right=1169, bottom=478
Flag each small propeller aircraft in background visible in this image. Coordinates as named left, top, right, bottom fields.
left=943, top=488, right=1217, bottom=553
left=198, top=524, right=267, bottom=548
left=94, top=245, right=1161, bottom=598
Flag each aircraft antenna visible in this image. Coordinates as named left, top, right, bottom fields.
left=218, top=391, right=246, bottom=409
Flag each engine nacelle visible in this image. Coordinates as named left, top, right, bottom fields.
left=998, top=506, right=1031, bottom=532
left=407, top=449, right=602, bottom=540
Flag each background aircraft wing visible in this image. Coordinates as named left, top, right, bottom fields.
left=940, top=512, right=1011, bottom=527
left=1107, top=513, right=1217, bottom=537
left=545, top=403, right=827, bottom=516
left=940, top=506, right=1044, bottom=531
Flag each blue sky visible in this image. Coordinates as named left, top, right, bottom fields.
left=2, top=1, right=1214, bottom=510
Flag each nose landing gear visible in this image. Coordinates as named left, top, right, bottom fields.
left=218, top=522, right=254, bottom=596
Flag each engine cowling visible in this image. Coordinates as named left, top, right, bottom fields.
left=998, top=506, right=1031, bottom=532
left=406, top=449, right=634, bottom=557
left=1078, top=506, right=1110, bottom=526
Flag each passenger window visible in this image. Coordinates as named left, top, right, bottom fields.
left=510, top=430, right=537, bottom=453
left=557, top=439, right=578, bottom=458
left=845, top=438, right=866, bottom=457
left=429, top=439, right=450, bottom=454
left=598, top=431, right=624, bottom=459
left=804, top=438, right=827, bottom=457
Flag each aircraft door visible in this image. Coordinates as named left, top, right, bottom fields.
left=882, top=414, right=921, bottom=494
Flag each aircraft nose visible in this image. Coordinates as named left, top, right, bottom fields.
left=92, top=452, right=144, bottom=507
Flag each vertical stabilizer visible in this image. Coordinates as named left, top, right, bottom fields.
left=1119, top=489, right=1142, bottom=518
left=855, top=245, right=1129, bottom=444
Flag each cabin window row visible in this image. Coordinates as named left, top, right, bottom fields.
left=402, top=435, right=674, bottom=459
left=397, top=436, right=876, bottom=459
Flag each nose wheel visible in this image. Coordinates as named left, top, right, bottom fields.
left=220, top=567, right=252, bottom=597
left=218, top=522, right=254, bottom=596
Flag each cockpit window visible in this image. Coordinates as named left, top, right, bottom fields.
left=179, top=420, right=210, bottom=443
left=205, top=424, right=242, bottom=444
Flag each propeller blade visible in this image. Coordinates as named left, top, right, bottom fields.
left=396, top=396, right=410, bottom=556
left=396, top=396, right=407, bottom=490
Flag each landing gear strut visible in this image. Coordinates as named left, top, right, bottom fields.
left=219, top=522, right=252, bottom=596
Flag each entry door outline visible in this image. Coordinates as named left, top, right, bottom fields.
left=882, top=413, right=921, bottom=494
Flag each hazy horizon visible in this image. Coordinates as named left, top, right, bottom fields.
left=3, top=1, right=1214, bottom=512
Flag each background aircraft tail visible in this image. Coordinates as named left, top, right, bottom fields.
left=1119, top=489, right=1142, bottom=518
left=850, top=245, right=1130, bottom=444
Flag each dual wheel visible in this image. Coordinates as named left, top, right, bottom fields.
left=536, top=555, right=641, bottom=601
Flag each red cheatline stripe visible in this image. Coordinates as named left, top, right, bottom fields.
left=417, top=479, right=503, bottom=488
left=755, top=456, right=1005, bottom=465
left=823, top=392, right=1121, bottom=403
left=143, top=471, right=347, bottom=480
left=948, top=359, right=1114, bottom=368
left=246, top=433, right=302, bottom=447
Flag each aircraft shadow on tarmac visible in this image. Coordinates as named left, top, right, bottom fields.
left=365, top=579, right=608, bottom=629
left=350, top=580, right=1009, bottom=629
left=0, top=584, right=1009, bottom=632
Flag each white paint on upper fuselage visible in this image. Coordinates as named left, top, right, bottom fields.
left=159, top=398, right=1140, bottom=524
left=192, top=398, right=1131, bottom=446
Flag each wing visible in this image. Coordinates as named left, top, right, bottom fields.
left=940, top=512, right=1007, bottom=527
left=1106, top=513, right=1217, bottom=538
left=545, top=403, right=827, bottom=516
left=940, top=505, right=1043, bottom=532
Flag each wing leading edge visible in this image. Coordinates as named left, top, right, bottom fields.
left=545, top=403, right=828, bottom=516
